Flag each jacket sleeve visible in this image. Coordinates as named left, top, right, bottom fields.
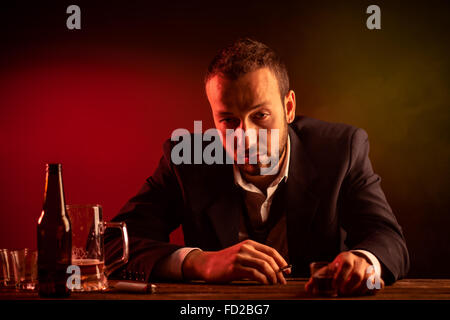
left=104, top=139, right=185, bottom=282
left=340, top=128, right=410, bottom=284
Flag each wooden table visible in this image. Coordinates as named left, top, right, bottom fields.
left=1, top=278, right=450, bottom=300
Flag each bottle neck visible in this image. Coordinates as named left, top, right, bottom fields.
left=42, top=164, right=66, bottom=217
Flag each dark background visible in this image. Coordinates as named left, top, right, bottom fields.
left=0, top=0, right=449, bottom=278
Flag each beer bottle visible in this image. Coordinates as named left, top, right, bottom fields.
left=37, top=163, right=72, bottom=297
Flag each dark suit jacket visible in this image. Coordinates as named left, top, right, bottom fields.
left=105, top=116, right=409, bottom=284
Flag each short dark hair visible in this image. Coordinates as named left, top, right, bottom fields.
left=205, top=38, right=290, bottom=99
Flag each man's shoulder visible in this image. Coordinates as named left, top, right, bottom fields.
left=288, top=116, right=368, bottom=167
left=289, top=115, right=360, bottom=143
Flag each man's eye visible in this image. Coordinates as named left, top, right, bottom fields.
left=220, top=118, right=238, bottom=125
left=253, top=112, right=269, bottom=120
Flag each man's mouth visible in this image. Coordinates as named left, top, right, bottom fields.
left=233, top=146, right=269, bottom=164
left=243, top=151, right=261, bottom=164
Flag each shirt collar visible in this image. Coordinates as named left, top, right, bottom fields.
left=233, top=134, right=291, bottom=193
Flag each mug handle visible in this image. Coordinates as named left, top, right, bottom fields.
left=102, top=221, right=129, bottom=277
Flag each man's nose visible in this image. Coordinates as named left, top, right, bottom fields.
left=237, top=120, right=258, bottom=147
left=238, top=119, right=257, bottom=132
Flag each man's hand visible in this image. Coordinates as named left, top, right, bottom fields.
left=182, top=240, right=291, bottom=284
left=305, top=251, right=385, bottom=296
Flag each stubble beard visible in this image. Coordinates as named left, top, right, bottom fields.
left=237, top=122, right=288, bottom=177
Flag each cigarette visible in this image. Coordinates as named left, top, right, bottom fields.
left=278, top=264, right=292, bottom=273
left=108, top=280, right=156, bottom=293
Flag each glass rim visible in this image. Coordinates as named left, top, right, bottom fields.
left=1, top=248, right=37, bottom=253
left=10, top=248, right=37, bottom=254
left=66, top=204, right=102, bottom=208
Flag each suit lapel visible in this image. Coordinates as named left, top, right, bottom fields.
left=201, top=162, right=242, bottom=249
left=206, top=182, right=242, bottom=248
left=285, top=126, right=320, bottom=265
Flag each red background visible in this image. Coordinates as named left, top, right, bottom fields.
left=1, top=1, right=449, bottom=277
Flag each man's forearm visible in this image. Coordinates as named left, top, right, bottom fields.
left=181, top=249, right=206, bottom=280
left=152, top=247, right=202, bottom=280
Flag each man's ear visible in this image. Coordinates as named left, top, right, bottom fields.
left=284, top=90, right=296, bottom=123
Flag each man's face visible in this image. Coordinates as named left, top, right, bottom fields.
left=206, top=67, right=295, bottom=176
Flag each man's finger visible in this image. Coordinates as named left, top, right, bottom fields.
left=237, top=264, right=270, bottom=285
left=333, top=259, right=354, bottom=292
left=283, top=266, right=292, bottom=275
left=245, top=246, right=287, bottom=284
left=239, top=256, right=279, bottom=284
left=341, top=259, right=366, bottom=295
left=249, top=241, right=288, bottom=269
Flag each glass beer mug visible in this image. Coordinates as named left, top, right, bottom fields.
left=66, top=204, right=129, bottom=292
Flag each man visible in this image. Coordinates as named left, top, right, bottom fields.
left=105, top=38, right=409, bottom=296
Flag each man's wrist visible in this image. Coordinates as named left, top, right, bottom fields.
left=181, top=249, right=205, bottom=281
left=351, top=249, right=382, bottom=276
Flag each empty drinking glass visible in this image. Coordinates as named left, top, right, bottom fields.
left=0, top=249, right=18, bottom=290
left=11, top=249, right=38, bottom=291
